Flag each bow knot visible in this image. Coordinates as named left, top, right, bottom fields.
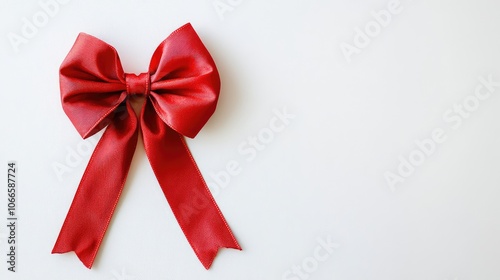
left=125, top=72, right=150, bottom=96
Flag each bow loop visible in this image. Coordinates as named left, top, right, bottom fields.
left=148, top=23, right=220, bottom=138
left=60, top=33, right=127, bottom=139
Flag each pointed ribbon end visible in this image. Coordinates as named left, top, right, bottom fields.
left=199, top=242, right=242, bottom=270
left=52, top=245, right=94, bottom=269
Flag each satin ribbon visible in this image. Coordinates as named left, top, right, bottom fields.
left=52, top=23, right=241, bottom=269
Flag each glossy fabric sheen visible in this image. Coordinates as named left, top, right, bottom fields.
left=52, top=23, right=241, bottom=269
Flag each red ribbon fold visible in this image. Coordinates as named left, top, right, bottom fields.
left=52, top=23, right=241, bottom=269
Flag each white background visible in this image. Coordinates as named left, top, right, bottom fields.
left=1, top=0, right=500, bottom=279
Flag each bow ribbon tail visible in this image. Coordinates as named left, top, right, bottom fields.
left=141, top=101, right=241, bottom=269
left=52, top=103, right=138, bottom=268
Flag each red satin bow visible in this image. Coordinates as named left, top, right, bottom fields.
left=52, top=23, right=241, bottom=269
